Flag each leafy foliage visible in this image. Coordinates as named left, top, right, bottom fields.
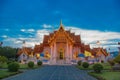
left=37, top=61, right=42, bottom=66
left=82, top=62, right=89, bottom=68
left=0, top=47, right=18, bottom=59
left=0, top=56, right=8, bottom=68
left=28, top=61, right=34, bottom=68
left=108, top=60, right=115, bottom=66
left=77, top=61, right=82, bottom=66
left=0, top=56, right=8, bottom=63
left=8, top=62, right=20, bottom=72
left=93, top=63, right=103, bottom=73
left=114, top=54, right=120, bottom=64
left=7, top=61, right=14, bottom=65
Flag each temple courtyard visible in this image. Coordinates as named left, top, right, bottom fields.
left=3, top=65, right=97, bottom=80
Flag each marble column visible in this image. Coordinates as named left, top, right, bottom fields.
left=55, top=42, right=56, bottom=63
left=66, top=42, right=69, bottom=63
left=50, top=46, right=53, bottom=64
left=53, top=42, right=56, bottom=64
left=70, top=45, right=73, bottom=63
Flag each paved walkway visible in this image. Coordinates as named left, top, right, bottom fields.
left=4, top=66, right=97, bottom=80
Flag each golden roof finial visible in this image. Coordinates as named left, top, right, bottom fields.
left=58, top=19, right=64, bottom=30
left=60, top=19, right=62, bottom=26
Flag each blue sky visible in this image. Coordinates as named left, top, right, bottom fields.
left=0, top=0, right=120, bottom=51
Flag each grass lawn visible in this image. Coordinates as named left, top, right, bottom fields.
left=0, top=70, right=21, bottom=79
left=0, top=63, right=8, bottom=68
left=0, top=63, right=40, bottom=69
left=77, top=63, right=111, bottom=70
left=77, top=65, right=93, bottom=70
left=89, top=71, right=120, bottom=80
left=20, top=64, right=39, bottom=69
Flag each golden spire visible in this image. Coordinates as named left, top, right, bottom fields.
left=60, top=19, right=62, bottom=26
left=58, top=19, right=64, bottom=30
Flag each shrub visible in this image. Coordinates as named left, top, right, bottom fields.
left=108, top=60, right=115, bottom=66
left=77, top=61, right=82, bottom=66
left=82, top=62, right=89, bottom=68
left=8, top=62, right=20, bottom=72
left=37, top=61, right=42, bottom=66
left=7, top=61, right=14, bottom=65
left=93, top=63, right=103, bottom=73
left=0, top=56, right=8, bottom=63
left=28, top=61, right=34, bottom=68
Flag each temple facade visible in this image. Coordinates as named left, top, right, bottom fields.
left=41, top=23, right=81, bottom=64
left=17, top=21, right=108, bottom=65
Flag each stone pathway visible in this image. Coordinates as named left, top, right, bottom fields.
left=3, top=65, right=97, bottom=80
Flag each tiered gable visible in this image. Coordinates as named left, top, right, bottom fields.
left=34, top=43, right=43, bottom=53
left=48, top=22, right=75, bottom=46
left=40, top=21, right=82, bottom=48
left=91, top=48, right=108, bottom=57
left=17, top=47, right=33, bottom=56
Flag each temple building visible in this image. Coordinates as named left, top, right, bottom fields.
left=17, top=21, right=108, bottom=65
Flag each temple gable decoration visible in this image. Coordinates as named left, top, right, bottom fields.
left=48, top=21, right=74, bottom=46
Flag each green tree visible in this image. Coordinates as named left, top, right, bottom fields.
left=114, top=54, right=120, bottom=64
left=0, top=56, right=8, bottom=68
left=0, top=47, right=18, bottom=59
left=108, top=60, right=115, bottom=69
left=0, top=56, right=8, bottom=63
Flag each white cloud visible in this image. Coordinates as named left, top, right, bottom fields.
left=3, top=25, right=120, bottom=52
left=20, top=29, right=26, bottom=32
left=65, top=26, right=120, bottom=51
left=66, top=26, right=120, bottom=43
left=20, top=29, right=35, bottom=33
left=15, top=40, right=22, bottom=44
left=42, top=24, right=52, bottom=28
left=1, top=35, right=8, bottom=38
left=3, top=29, right=49, bottom=48
left=27, top=29, right=35, bottom=32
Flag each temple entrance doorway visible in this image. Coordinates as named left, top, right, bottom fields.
left=59, top=48, right=64, bottom=59
left=57, top=48, right=65, bottom=65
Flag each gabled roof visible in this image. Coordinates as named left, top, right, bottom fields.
left=41, top=21, right=82, bottom=47
left=91, top=48, right=108, bottom=56
left=34, top=43, right=43, bottom=53
left=17, top=47, right=33, bottom=55
left=48, top=22, right=75, bottom=45
left=43, top=35, right=49, bottom=43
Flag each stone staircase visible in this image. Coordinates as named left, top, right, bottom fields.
left=56, top=60, right=71, bottom=65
